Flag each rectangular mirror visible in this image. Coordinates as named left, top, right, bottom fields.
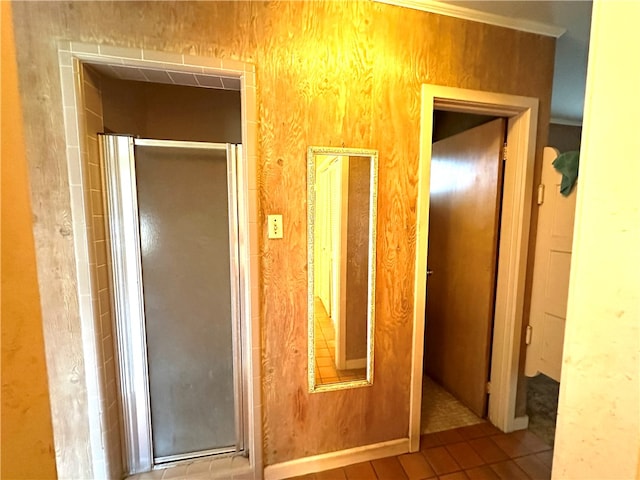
left=307, top=146, right=378, bottom=392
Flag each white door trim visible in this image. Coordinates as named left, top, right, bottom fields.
left=409, top=84, right=539, bottom=451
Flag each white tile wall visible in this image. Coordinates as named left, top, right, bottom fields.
left=82, top=61, right=123, bottom=479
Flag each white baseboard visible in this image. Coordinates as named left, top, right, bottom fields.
left=512, top=415, right=530, bottom=431
left=345, top=358, right=367, bottom=370
left=263, top=438, right=409, bottom=480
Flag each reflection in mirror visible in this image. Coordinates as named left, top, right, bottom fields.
left=308, top=146, right=378, bottom=392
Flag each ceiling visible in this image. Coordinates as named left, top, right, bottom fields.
left=442, top=1, right=593, bottom=125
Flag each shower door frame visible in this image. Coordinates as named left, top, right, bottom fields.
left=100, top=135, right=247, bottom=473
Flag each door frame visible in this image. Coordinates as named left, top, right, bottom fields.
left=313, top=155, right=350, bottom=369
left=53, top=43, right=261, bottom=478
left=409, top=84, right=539, bottom=450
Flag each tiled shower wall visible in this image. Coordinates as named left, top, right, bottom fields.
left=78, top=64, right=123, bottom=477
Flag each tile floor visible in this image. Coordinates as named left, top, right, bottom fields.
left=314, top=297, right=366, bottom=384
left=421, top=377, right=484, bottom=434
left=305, top=304, right=557, bottom=479
left=526, top=374, right=559, bottom=447
left=287, top=423, right=553, bottom=480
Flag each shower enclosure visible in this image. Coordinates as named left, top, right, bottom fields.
left=99, top=135, right=246, bottom=473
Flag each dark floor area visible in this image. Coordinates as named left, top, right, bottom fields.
left=526, top=374, right=560, bottom=447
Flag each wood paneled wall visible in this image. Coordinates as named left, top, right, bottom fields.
left=11, top=0, right=554, bottom=468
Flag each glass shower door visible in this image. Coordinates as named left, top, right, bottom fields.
left=100, top=135, right=244, bottom=472
left=135, top=140, right=241, bottom=462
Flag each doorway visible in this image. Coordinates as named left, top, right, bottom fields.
left=409, top=85, right=539, bottom=451
left=95, top=71, right=249, bottom=473
left=100, top=136, right=245, bottom=468
left=421, top=112, right=506, bottom=434
left=56, top=43, right=261, bottom=478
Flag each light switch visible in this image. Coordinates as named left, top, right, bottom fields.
left=268, top=214, right=283, bottom=239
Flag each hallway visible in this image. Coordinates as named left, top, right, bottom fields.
left=288, top=423, right=552, bottom=479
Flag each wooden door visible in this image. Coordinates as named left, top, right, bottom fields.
left=525, top=147, right=577, bottom=382
left=424, top=118, right=506, bottom=417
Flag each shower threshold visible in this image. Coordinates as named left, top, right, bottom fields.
left=155, top=446, right=238, bottom=465
left=127, top=452, right=250, bottom=480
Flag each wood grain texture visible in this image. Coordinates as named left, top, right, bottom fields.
left=425, top=118, right=505, bottom=417
left=10, top=0, right=554, bottom=470
left=11, top=3, right=95, bottom=477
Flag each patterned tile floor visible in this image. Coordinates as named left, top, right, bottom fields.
left=287, top=423, right=553, bottom=480
left=314, top=297, right=366, bottom=384
left=421, top=377, right=484, bottom=434
left=288, top=376, right=555, bottom=479
left=526, top=374, right=559, bottom=447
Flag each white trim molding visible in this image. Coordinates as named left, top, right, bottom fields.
left=410, top=84, right=539, bottom=451
left=513, top=415, right=530, bottom=431
left=373, top=0, right=566, bottom=38
left=263, top=439, right=409, bottom=480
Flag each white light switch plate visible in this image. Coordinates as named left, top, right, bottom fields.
left=268, top=214, right=283, bottom=239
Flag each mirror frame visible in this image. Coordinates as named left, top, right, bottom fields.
left=307, top=146, right=378, bottom=393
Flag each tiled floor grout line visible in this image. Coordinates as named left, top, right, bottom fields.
left=288, top=423, right=552, bottom=480
left=313, top=297, right=366, bottom=385
left=421, top=376, right=485, bottom=435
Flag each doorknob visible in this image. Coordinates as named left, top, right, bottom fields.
left=427, top=269, right=434, bottom=276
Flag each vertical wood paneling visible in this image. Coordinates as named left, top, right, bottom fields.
left=11, top=0, right=555, bottom=470
left=11, top=3, right=95, bottom=477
